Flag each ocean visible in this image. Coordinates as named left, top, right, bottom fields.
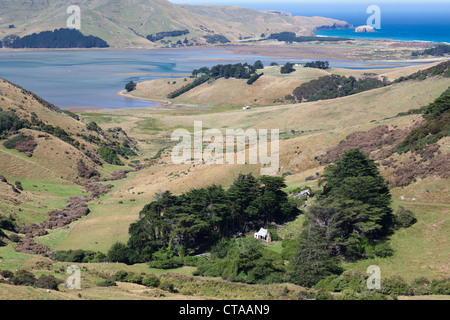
left=204, top=1, right=450, bottom=43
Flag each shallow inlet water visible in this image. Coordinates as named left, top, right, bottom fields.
left=0, top=48, right=428, bottom=110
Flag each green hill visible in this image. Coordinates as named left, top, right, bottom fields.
left=0, top=0, right=351, bottom=48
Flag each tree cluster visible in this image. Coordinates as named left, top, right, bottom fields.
left=288, top=149, right=395, bottom=287
left=3, top=28, right=109, bottom=48
left=280, top=62, right=295, bottom=74
left=169, top=62, right=263, bottom=98
left=0, top=110, right=27, bottom=137
left=293, top=75, right=388, bottom=102
left=397, top=86, right=450, bottom=154
left=394, top=60, right=450, bottom=83
left=192, top=62, right=260, bottom=79
left=304, top=61, right=330, bottom=70
left=109, top=174, right=298, bottom=264
left=203, top=34, right=230, bottom=44
left=412, top=44, right=450, bottom=57
left=146, top=30, right=189, bottom=42
left=125, top=81, right=137, bottom=92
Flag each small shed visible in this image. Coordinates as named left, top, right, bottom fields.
left=254, top=228, right=271, bottom=243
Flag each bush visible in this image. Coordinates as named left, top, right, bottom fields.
left=280, top=62, right=295, bottom=74
left=159, top=281, right=176, bottom=293
left=107, top=242, right=131, bottom=264
left=35, top=275, right=60, bottom=291
left=394, top=207, right=417, bottom=229
left=112, top=270, right=128, bottom=282
left=183, top=256, right=201, bottom=267
left=0, top=216, right=16, bottom=232
left=124, top=272, right=143, bottom=284
left=148, top=258, right=183, bottom=270
left=431, top=278, right=450, bottom=295
left=359, top=290, right=389, bottom=300
left=410, top=277, right=433, bottom=295
left=12, top=270, right=36, bottom=286
left=334, top=289, right=360, bottom=300
left=365, top=242, right=394, bottom=258
left=125, top=81, right=137, bottom=92
left=247, top=73, right=263, bottom=85
left=142, top=274, right=160, bottom=288
left=314, top=271, right=366, bottom=292
left=8, top=234, right=21, bottom=243
left=0, top=270, right=14, bottom=279
left=15, top=181, right=23, bottom=191
left=381, top=275, right=412, bottom=296
left=0, top=110, right=26, bottom=136
left=97, top=280, right=117, bottom=287
left=3, top=133, right=37, bottom=154
left=315, top=288, right=333, bottom=300
left=98, top=147, right=123, bottom=165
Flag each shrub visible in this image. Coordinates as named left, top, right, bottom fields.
left=431, top=278, right=450, bottom=295
left=0, top=110, right=26, bottom=136
left=0, top=216, right=16, bottom=232
left=0, top=270, right=14, bottom=279
left=97, top=280, right=117, bottom=287
left=359, top=290, right=389, bottom=300
left=410, top=277, right=433, bottom=295
left=381, top=275, right=412, bottom=296
left=112, top=270, right=128, bottom=282
left=159, top=281, right=176, bottom=293
left=148, top=258, right=183, bottom=270
left=125, top=81, right=137, bottom=92
left=3, top=134, right=37, bottom=154
left=142, top=274, right=160, bottom=288
left=12, top=270, right=36, bottom=286
left=315, top=288, right=333, bottom=300
left=247, top=73, right=263, bottom=85
left=107, top=242, right=131, bottom=264
left=366, top=242, right=394, bottom=258
left=35, top=275, right=60, bottom=291
left=124, top=272, right=143, bottom=284
left=280, top=62, right=295, bottom=74
left=394, top=207, right=417, bottom=229
left=8, top=234, right=21, bottom=243
left=98, top=147, right=123, bottom=165
left=15, top=181, right=23, bottom=191
left=183, top=256, right=201, bottom=266
left=334, top=289, right=360, bottom=300
left=314, top=271, right=366, bottom=293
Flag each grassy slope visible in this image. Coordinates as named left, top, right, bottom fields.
left=130, top=62, right=448, bottom=108
left=0, top=0, right=349, bottom=47
left=53, top=70, right=450, bottom=259
left=1, top=63, right=449, bottom=300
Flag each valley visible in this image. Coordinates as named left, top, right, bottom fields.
left=0, top=0, right=449, bottom=303
left=1, top=55, right=449, bottom=300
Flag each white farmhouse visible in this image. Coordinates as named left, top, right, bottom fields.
left=254, top=228, right=271, bottom=243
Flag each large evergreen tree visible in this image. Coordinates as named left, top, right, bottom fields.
left=320, top=148, right=393, bottom=238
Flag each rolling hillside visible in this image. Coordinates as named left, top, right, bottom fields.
left=127, top=61, right=448, bottom=107
left=0, top=0, right=351, bottom=47
left=1, top=62, right=449, bottom=300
